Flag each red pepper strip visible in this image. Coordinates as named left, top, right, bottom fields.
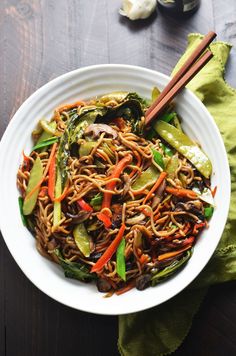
left=91, top=224, right=126, bottom=273
left=166, top=186, right=197, bottom=199
left=101, top=155, right=132, bottom=210
left=77, top=198, right=93, bottom=212
left=182, top=236, right=195, bottom=246
left=97, top=212, right=112, bottom=228
left=48, top=148, right=57, bottom=201
left=192, top=222, right=205, bottom=235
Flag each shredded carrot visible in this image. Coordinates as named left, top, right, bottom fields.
left=91, top=224, right=126, bottom=273
left=25, top=143, right=57, bottom=200
left=157, top=245, right=192, bottom=261
left=139, top=254, right=149, bottom=264
left=212, top=185, right=217, bottom=198
left=143, top=171, right=167, bottom=205
left=100, top=155, right=132, bottom=215
left=56, top=100, right=86, bottom=113
left=38, top=186, right=48, bottom=197
left=115, top=281, right=135, bottom=296
left=111, top=117, right=126, bottom=130
left=54, top=180, right=70, bottom=202
left=165, top=186, right=197, bottom=199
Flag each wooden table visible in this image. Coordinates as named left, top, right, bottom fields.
left=1, top=1, right=236, bottom=355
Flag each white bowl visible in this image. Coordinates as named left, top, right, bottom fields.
left=0, top=64, right=230, bottom=315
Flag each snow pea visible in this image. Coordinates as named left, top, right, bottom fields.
left=73, top=223, right=91, bottom=257
left=79, top=141, right=97, bottom=157
left=116, top=237, right=126, bottom=281
left=132, top=165, right=159, bottom=191
left=23, top=156, right=44, bottom=215
left=166, top=154, right=179, bottom=179
left=153, top=121, right=212, bottom=179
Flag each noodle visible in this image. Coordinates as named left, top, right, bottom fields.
left=17, top=91, right=213, bottom=294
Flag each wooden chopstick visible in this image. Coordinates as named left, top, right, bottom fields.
left=145, top=31, right=216, bottom=122
left=145, top=50, right=213, bottom=125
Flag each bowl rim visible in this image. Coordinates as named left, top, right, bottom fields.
left=0, top=64, right=231, bottom=315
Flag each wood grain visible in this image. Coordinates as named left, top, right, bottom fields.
left=0, top=1, right=236, bottom=355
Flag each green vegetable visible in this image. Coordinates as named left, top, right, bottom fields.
left=40, top=119, right=57, bottom=135
left=146, top=128, right=157, bottom=141
left=90, top=193, right=103, bottom=207
left=151, top=86, right=161, bottom=103
left=54, top=249, right=95, bottom=282
left=79, top=141, right=97, bottom=157
left=58, top=107, right=106, bottom=187
left=18, top=197, right=27, bottom=226
left=154, top=120, right=212, bottom=178
left=34, top=121, right=57, bottom=152
left=204, top=206, right=214, bottom=220
left=160, top=112, right=177, bottom=123
left=23, top=156, right=44, bottom=215
left=166, top=154, right=179, bottom=179
left=125, top=92, right=150, bottom=109
left=99, top=91, right=128, bottom=103
left=151, top=249, right=193, bottom=286
left=151, top=147, right=165, bottom=169
left=160, top=143, right=173, bottom=157
left=132, top=165, right=159, bottom=191
left=53, top=168, right=62, bottom=226
left=116, top=237, right=126, bottom=281
left=73, top=223, right=91, bottom=257
left=172, top=115, right=182, bottom=131
left=31, top=136, right=58, bottom=151
left=105, top=99, right=144, bottom=135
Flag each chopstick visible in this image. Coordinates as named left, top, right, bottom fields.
left=145, top=50, right=213, bottom=125
left=145, top=31, right=216, bottom=125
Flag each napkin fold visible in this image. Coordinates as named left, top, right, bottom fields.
left=118, top=34, right=236, bottom=356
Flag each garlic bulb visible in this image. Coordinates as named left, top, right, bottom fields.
left=120, top=0, right=157, bottom=20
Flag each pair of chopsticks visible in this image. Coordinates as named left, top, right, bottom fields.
left=145, top=31, right=216, bottom=126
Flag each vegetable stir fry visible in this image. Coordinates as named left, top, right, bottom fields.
left=17, top=89, right=215, bottom=296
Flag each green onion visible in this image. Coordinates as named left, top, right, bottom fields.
left=160, top=143, right=174, bottom=157
left=160, top=112, right=176, bottom=123
left=18, top=197, right=27, bottom=226
left=116, top=237, right=126, bottom=281
left=204, top=206, right=214, bottom=220
left=151, top=147, right=165, bottom=169
left=31, top=136, right=58, bottom=151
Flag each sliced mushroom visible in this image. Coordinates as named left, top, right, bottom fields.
left=65, top=211, right=91, bottom=224
left=174, top=200, right=204, bottom=221
left=97, top=278, right=112, bottom=293
left=152, top=180, right=166, bottom=209
left=85, top=124, right=118, bottom=139
left=136, top=274, right=151, bottom=291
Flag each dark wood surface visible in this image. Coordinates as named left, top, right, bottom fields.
left=1, top=1, right=236, bottom=355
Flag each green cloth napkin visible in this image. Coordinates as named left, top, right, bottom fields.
left=118, top=33, right=236, bottom=356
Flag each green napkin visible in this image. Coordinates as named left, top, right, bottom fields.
left=118, top=33, right=236, bottom=356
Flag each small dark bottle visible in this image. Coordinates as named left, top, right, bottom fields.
left=157, top=0, right=200, bottom=18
